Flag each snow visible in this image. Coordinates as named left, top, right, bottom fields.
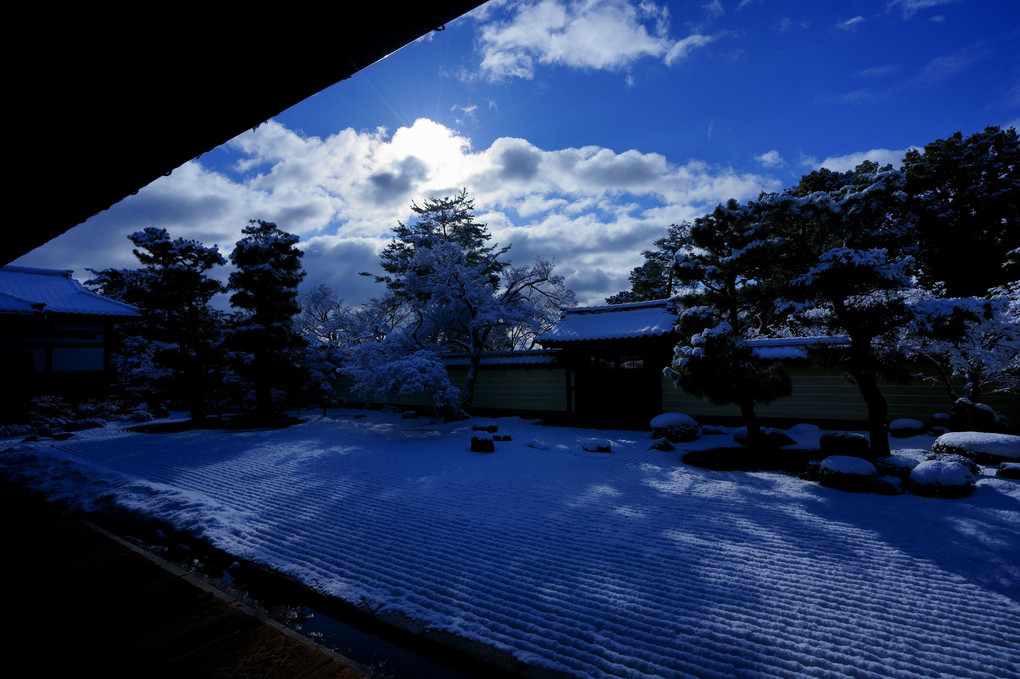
left=2, top=413, right=1019, bottom=678
left=0, top=265, right=139, bottom=317
left=820, top=455, right=877, bottom=476
left=934, top=432, right=1020, bottom=460
left=649, top=412, right=698, bottom=429
left=890, top=418, right=925, bottom=432
left=909, top=460, right=975, bottom=487
left=537, top=300, right=676, bottom=344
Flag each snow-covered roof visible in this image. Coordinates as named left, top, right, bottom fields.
left=746, top=336, right=848, bottom=360
left=536, top=299, right=677, bottom=345
left=443, top=350, right=561, bottom=368
left=0, top=266, right=139, bottom=317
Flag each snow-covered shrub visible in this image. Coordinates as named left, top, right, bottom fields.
left=650, top=413, right=700, bottom=443
left=64, top=418, right=106, bottom=432
left=908, top=460, right=976, bottom=498
left=0, top=423, right=34, bottom=438
left=126, top=409, right=154, bottom=423
left=818, top=456, right=877, bottom=492
left=927, top=450, right=982, bottom=476
left=932, top=432, right=1020, bottom=464
left=470, top=432, right=495, bottom=453
left=820, top=432, right=871, bottom=458
left=28, top=395, right=73, bottom=427
left=949, top=398, right=1005, bottom=434
left=732, top=427, right=796, bottom=449
left=996, top=462, right=1020, bottom=479
left=874, top=455, right=919, bottom=481
left=889, top=418, right=926, bottom=438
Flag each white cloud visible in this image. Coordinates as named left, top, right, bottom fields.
left=475, top=0, right=716, bottom=80
left=836, top=16, right=866, bottom=31
left=775, top=18, right=810, bottom=33
left=811, top=147, right=915, bottom=172
left=755, top=150, right=784, bottom=167
left=885, top=0, right=958, bottom=20
left=17, top=117, right=780, bottom=307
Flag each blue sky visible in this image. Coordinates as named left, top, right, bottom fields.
left=17, top=0, right=1020, bottom=306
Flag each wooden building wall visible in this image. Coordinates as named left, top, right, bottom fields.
left=335, top=358, right=1017, bottom=428
left=661, top=365, right=1019, bottom=427
left=335, top=366, right=569, bottom=414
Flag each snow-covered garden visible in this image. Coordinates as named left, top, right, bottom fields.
left=2, top=411, right=1018, bottom=678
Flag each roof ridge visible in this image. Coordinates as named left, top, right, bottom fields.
left=1, top=265, right=74, bottom=277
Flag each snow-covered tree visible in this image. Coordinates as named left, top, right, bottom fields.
left=228, top=220, right=306, bottom=420
left=88, top=227, right=227, bottom=421
left=760, top=163, right=918, bottom=456
left=904, top=283, right=1020, bottom=406
left=665, top=202, right=791, bottom=447
left=607, top=222, right=689, bottom=304
left=355, top=190, right=573, bottom=413
left=903, top=125, right=1019, bottom=298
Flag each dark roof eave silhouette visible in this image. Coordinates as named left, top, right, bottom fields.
left=7, top=2, right=486, bottom=266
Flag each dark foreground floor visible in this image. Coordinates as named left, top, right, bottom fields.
left=0, top=478, right=366, bottom=679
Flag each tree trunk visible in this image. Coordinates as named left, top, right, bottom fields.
left=460, top=349, right=482, bottom=412
left=853, top=368, right=889, bottom=458
left=965, top=366, right=983, bottom=403
left=739, top=397, right=762, bottom=448
left=254, top=352, right=273, bottom=420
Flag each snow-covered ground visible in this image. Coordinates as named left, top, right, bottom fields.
left=2, top=411, right=1019, bottom=679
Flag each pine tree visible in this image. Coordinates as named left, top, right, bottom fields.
left=228, top=220, right=306, bottom=420
left=665, top=202, right=790, bottom=447
left=904, top=125, right=1019, bottom=298
left=353, top=190, right=572, bottom=414
left=88, top=227, right=226, bottom=421
left=606, top=222, right=689, bottom=304
left=761, top=163, right=916, bottom=457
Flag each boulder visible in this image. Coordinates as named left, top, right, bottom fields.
left=649, top=438, right=675, bottom=452
left=649, top=413, right=700, bottom=443
left=470, top=432, right=495, bottom=453
left=908, top=460, right=976, bottom=498
left=818, top=456, right=877, bottom=493
left=583, top=439, right=612, bottom=453
left=996, top=462, right=1020, bottom=480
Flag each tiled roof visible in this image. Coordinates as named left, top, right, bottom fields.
left=0, top=266, right=139, bottom=317
left=536, top=300, right=677, bottom=345
left=746, top=336, right=849, bottom=360
left=443, top=350, right=562, bottom=368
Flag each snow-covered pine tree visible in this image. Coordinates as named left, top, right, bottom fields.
left=904, top=125, right=1019, bottom=298
left=228, top=220, right=306, bottom=420
left=88, top=227, right=227, bottom=421
left=761, top=163, right=917, bottom=457
left=353, top=190, right=573, bottom=413
left=665, top=201, right=791, bottom=448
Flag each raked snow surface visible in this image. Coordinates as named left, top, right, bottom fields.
left=3, top=412, right=1019, bottom=679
